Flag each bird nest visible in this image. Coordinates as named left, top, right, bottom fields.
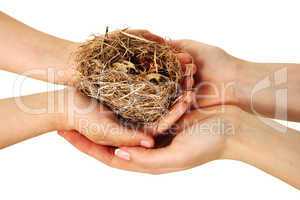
left=74, top=30, right=183, bottom=126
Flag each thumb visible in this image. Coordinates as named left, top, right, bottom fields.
left=114, top=142, right=186, bottom=173
left=150, top=91, right=194, bottom=134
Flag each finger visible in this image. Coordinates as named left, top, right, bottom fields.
left=125, top=29, right=165, bottom=44
left=175, top=53, right=197, bottom=91
left=111, top=105, right=227, bottom=173
left=168, top=39, right=197, bottom=52
left=167, top=39, right=187, bottom=50
left=177, top=53, right=193, bottom=67
left=154, top=91, right=194, bottom=134
left=109, top=126, right=154, bottom=147
left=176, top=53, right=197, bottom=76
left=115, top=115, right=224, bottom=174
left=114, top=145, right=184, bottom=174
left=182, top=63, right=197, bottom=91
left=143, top=32, right=165, bottom=44
left=168, top=39, right=205, bottom=64
left=82, top=123, right=155, bottom=148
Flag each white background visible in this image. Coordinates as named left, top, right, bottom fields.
left=0, top=0, right=300, bottom=199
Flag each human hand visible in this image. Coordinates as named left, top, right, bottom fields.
left=57, top=98, right=300, bottom=189
left=0, top=86, right=155, bottom=149
left=58, top=105, right=243, bottom=173
left=169, top=40, right=240, bottom=108
left=56, top=38, right=242, bottom=173
left=171, top=40, right=300, bottom=122
left=0, top=13, right=173, bottom=87
left=68, top=30, right=197, bottom=134
left=119, top=31, right=197, bottom=134
left=56, top=87, right=155, bottom=147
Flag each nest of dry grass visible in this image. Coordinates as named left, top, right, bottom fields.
left=74, top=29, right=183, bottom=126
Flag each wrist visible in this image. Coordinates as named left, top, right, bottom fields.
left=218, top=107, right=251, bottom=161
left=50, top=89, right=73, bottom=131
left=53, top=88, right=90, bottom=131
left=220, top=109, right=270, bottom=164
left=51, top=41, right=79, bottom=86
left=233, top=58, right=257, bottom=110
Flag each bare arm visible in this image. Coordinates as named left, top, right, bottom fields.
left=170, top=40, right=300, bottom=122
left=59, top=105, right=300, bottom=189
left=0, top=88, right=153, bottom=149
left=226, top=111, right=300, bottom=189
left=0, top=92, right=61, bottom=148
left=236, top=60, right=300, bottom=122
left=0, top=11, right=78, bottom=85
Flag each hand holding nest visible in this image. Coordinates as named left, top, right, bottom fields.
left=1, top=11, right=300, bottom=188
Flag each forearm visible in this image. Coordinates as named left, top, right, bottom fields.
left=236, top=60, right=300, bottom=122
left=0, top=91, right=63, bottom=149
left=0, top=12, right=78, bottom=84
left=226, top=113, right=300, bottom=189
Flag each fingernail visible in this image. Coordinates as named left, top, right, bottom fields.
left=58, top=130, right=65, bottom=135
left=140, top=140, right=153, bottom=148
left=114, top=149, right=130, bottom=161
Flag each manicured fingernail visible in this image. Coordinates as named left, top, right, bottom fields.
left=114, top=149, right=130, bottom=160
left=140, top=140, right=152, bottom=148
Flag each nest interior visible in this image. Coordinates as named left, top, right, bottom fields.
left=75, top=30, right=183, bottom=126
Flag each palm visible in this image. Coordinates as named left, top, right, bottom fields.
left=163, top=106, right=238, bottom=170
left=58, top=106, right=237, bottom=173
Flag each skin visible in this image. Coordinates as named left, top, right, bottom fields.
left=0, top=11, right=299, bottom=189
left=60, top=40, right=300, bottom=189
left=171, top=40, right=300, bottom=121
left=0, top=11, right=195, bottom=148
left=0, top=88, right=155, bottom=149
left=58, top=106, right=300, bottom=189
left=0, top=12, right=77, bottom=85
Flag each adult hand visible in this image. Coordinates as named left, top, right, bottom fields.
left=58, top=105, right=300, bottom=190
left=0, top=11, right=174, bottom=87
left=0, top=12, right=196, bottom=134
left=62, top=30, right=197, bottom=135
left=170, top=40, right=239, bottom=108
left=172, top=39, right=300, bottom=122
left=0, top=87, right=153, bottom=149
left=58, top=105, right=242, bottom=173
left=57, top=87, right=154, bottom=147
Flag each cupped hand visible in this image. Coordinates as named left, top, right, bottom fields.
left=104, top=30, right=197, bottom=134
left=57, top=31, right=198, bottom=157
left=56, top=87, right=154, bottom=148
left=58, top=105, right=243, bottom=174
left=170, top=40, right=240, bottom=108
left=128, top=31, right=197, bottom=133
left=65, top=30, right=197, bottom=135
